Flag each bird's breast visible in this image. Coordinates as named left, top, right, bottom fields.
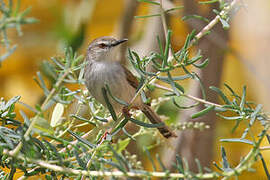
left=85, top=62, right=138, bottom=112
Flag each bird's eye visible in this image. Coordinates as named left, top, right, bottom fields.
left=98, top=43, right=106, bottom=48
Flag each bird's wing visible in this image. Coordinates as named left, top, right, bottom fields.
left=121, top=65, right=139, bottom=89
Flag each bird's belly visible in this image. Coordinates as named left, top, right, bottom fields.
left=85, top=63, right=138, bottom=113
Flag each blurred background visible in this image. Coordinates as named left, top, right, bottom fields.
left=0, top=0, right=270, bottom=179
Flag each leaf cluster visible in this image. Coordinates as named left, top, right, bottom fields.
left=0, top=0, right=269, bottom=179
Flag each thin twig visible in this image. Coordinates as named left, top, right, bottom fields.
left=168, top=0, right=240, bottom=62
left=153, top=83, right=222, bottom=107
left=4, top=122, right=269, bottom=180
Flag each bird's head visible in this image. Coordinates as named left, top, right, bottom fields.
left=86, top=36, right=127, bottom=62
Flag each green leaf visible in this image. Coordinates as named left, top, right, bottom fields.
left=199, top=0, right=219, bottom=4
left=68, top=130, right=96, bottom=149
left=240, top=86, right=246, bottom=111
left=182, top=15, right=209, bottom=23
left=191, top=105, right=215, bottom=119
left=156, top=154, right=167, bottom=171
left=137, top=0, right=160, bottom=5
left=221, top=147, right=231, bottom=171
left=157, top=74, right=192, bottom=81
left=167, top=72, right=182, bottom=96
left=101, top=87, right=117, bottom=121
left=143, top=147, right=156, bottom=171
left=213, top=161, right=223, bottom=171
left=111, top=118, right=129, bottom=136
left=213, top=106, right=227, bottom=112
left=43, top=139, right=63, bottom=165
left=32, top=116, right=54, bottom=135
left=35, top=71, right=49, bottom=95
left=50, top=103, right=64, bottom=127
left=116, top=138, right=130, bottom=154
left=105, top=84, right=129, bottom=106
left=108, top=145, right=128, bottom=172
left=186, top=51, right=202, bottom=65
left=220, top=138, right=253, bottom=145
left=210, top=86, right=231, bottom=105
left=193, top=58, right=209, bottom=68
left=20, top=110, right=30, bottom=127
left=219, top=18, right=230, bottom=30
left=194, top=73, right=206, bottom=100
left=122, top=128, right=136, bottom=141
left=250, top=104, right=262, bottom=125
left=173, top=97, right=199, bottom=109
left=70, top=114, right=96, bottom=126
left=128, top=117, right=164, bottom=128
left=165, top=6, right=184, bottom=13
left=99, top=158, right=126, bottom=172
left=134, top=14, right=160, bottom=19
left=94, top=116, right=108, bottom=123
left=175, top=154, right=184, bottom=173
left=259, top=153, right=270, bottom=179
left=163, top=29, right=172, bottom=67
left=224, top=83, right=240, bottom=99
left=216, top=114, right=243, bottom=120
left=41, top=61, right=57, bottom=82
left=73, top=149, right=86, bottom=169
left=3, top=96, right=20, bottom=111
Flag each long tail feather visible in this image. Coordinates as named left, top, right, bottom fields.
left=141, top=104, right=177, bottom=138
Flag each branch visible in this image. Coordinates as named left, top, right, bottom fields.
left=9, top=69, right=71, bottom=157
left=168, top=0, right=240, bottom=62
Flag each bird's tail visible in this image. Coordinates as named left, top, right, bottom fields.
left=141, top=104, right=177, bottom=138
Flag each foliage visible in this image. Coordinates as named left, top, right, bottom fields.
left=1, top=0, right=269, bottom=179
left=0, top=0, right=38, bottom=64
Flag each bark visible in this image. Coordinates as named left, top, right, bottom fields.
left=117, top=0, right=139, bottom=64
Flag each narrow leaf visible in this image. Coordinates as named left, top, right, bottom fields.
left=219, top=18, right=230, bottom=30
left=4, top=96, right=20, bottom=111
left=210, top=86, right=231, bottom=105
left=143, top=147, right=156, bottom=171
left=73, top=149, right=86, bottom=169
left=68, top=130, right=96, bottom=149
left=221, top=146, right=230, bottom=170
left=156, top=154, right=166, bottom=171
left=111, top=118, right=129, bottom=136
left=105, top=84, right=129, bottom=106
left=182, top=14, right=209, bottom=23
left=259, top=153, right=270, bottom=179
left=193, top=58, right=209, bottom=68
left=240, top=86, right=246, bottom=111
left=101, top=87, right=117, bottom=121
left=137, top=0, right=160, bottom=5
left=216, top=114, right=243, bottom=120
left=163, top=29, right=172, bottom=67
left=199, top=0, right=219, bottom=4
left=135, top=14, right=160, bottom=19
left=191, top=105, right=215, bottom=119
left=175, top=154, right=184, bottom=173
left=128, top=117, right=164, bottom=128
left=250, top=104, right=262, bottom=125
left=220, top=138, right=253, bottom=145
left=70, top=114, right=96, bottom=126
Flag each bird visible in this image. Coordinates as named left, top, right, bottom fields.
left=84, top=36, right=176, bottom=138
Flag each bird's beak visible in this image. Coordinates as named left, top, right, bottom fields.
left=111, top=39, right=128, bottom=47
